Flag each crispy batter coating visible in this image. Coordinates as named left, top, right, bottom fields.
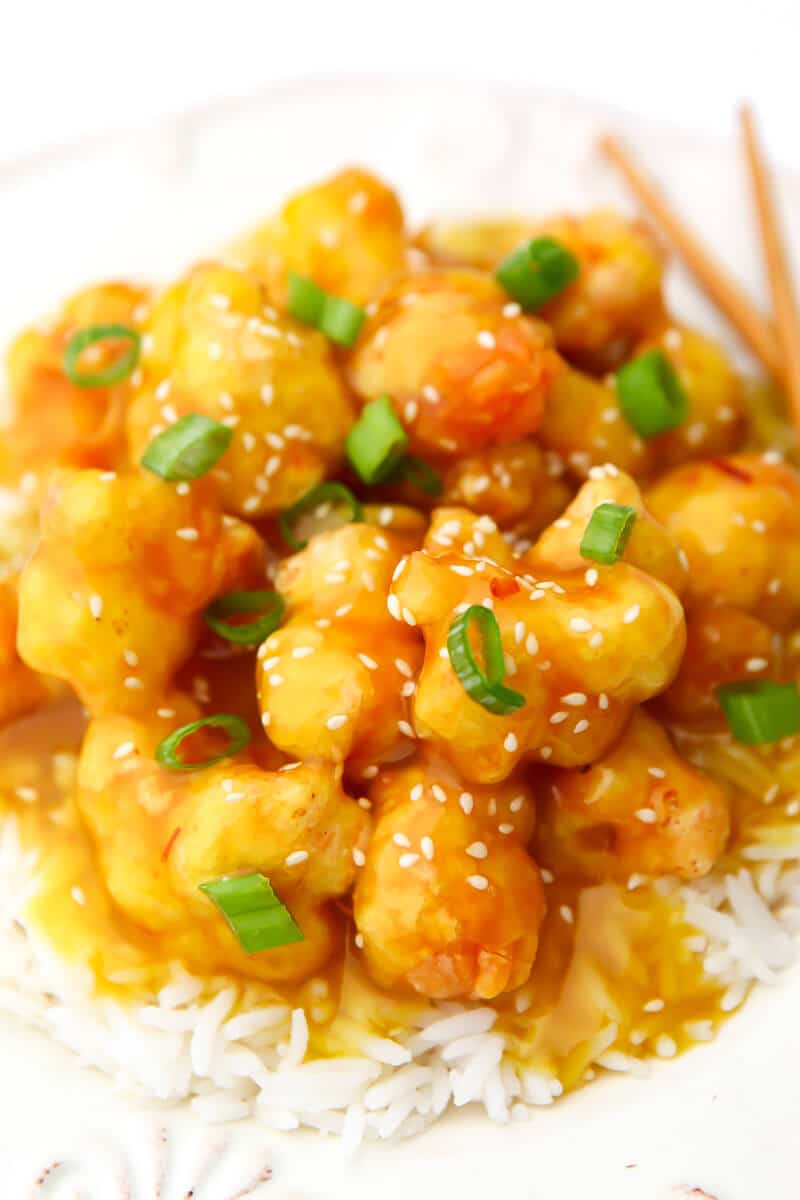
left=77, top=700, right=369, bottom=983
left=353, top=754, right=544, bottom=999
left=540, top=709, right=730, bottom=881
left=389, top=482, right=685, bottom=782
left=228, top=167, right=407, bottom=306
left=647, top=454, right=800, bottom=628
left=417, top=210, right=665, bottom=369
left=17, top=469, right=263, bottom=715
left=0, top=580, right=55, bottom=728
left=258, top=522, right=423, bottom=774
left=6, top=282, right=148, bottom=472
left=126, top=262, right=354, bottom=517
left=347, top=269, right=562, bottom=458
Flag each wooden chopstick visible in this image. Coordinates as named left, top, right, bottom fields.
left=598, top=133, right=785, bottom=383
left=739, top=105, right=800, bottom=431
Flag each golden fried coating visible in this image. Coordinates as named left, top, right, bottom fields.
left=17, top=469, right=263, bottom=715
left=258, top=522, right=423, bottom=774
left=126, top=262, right=354, bottom=518
left=417, top=210, right=665, bottom=369
left=540, top=710, right=730, bottom=881
left=77, top=701, right=369, bottom=983
left=538, top=365, right=653, bottom=480
left=353, top=754, right=544, bottom=1000
left=647, top=454, right=800, bottom=628
left=441, top=439, right=572, bottom=542
left=0, top=580, right=55, bottom=728
left=228, top=167, right=407, bottom=306
left=347, top=269, right=562, bottom=458
left=658, top=604, right=775, bottom=727
left=389, top=487, right=685, bottom=782
left=6, top=282, right=148, bottom=472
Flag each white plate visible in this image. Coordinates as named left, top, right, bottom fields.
left=2, top=78, right=800, bottom=1199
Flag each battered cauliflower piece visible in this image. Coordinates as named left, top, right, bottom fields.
left=646, top=454, right=800, bottom=629
left=538, top=365, right=653, bottom=481
left=6, top=281, right=148, bottom=472
left=228, top=167, right=407, bottom=306
left=18, top=469, right=263, bottom=715
left=347, top=270, right=562, bottom=458
left=635, top=325, right=746, bottom=468
left=540, top=710, right=730, bottom=881
left=353, top=755, right=544, bottom=1000
left=258, top=521, right=423, bottom=774
left=658, top=604, right=775, bottom=727
left=417, top=210, right=665, bottom=369
left=0, top=580, right=55, bottom=727
left=442, top=440, right=572, bottom=543
left=126, top=262, right=354, bottom=517
left=390, top=491, right=685, bottom=782
left=77, top=701, right=369, bottom=984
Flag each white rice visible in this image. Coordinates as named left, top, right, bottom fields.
left=1, top=813, right=799, bottom=1151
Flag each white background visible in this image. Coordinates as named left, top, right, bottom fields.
left=1, top=0, right=798, bottom=170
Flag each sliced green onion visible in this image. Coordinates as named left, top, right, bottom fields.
left=580, top=503, right=637, bottom=566
left=496, top=237, right=580, bottom=311
left=716, top=681, right=800, bottom=745
left=63, top=324, right=141, bottom=388
left=616, top=349, right=689, bottom=438
left=156, top=714, right=250, bottom=771
left=287, top=272, right=326, bottom=326
left=447, top=605, right=525, bottom=715
left=319, top=294, right=366, bottom=347
left=346, top=396, right=409, bottom=484
left=199, top=872, right=304, bottom=953
left=388, top=455, right=443, bottom=497
left=204, top=590, right=285, bottom=646
left=279, top=481, right=364, bottom=551
left=141, top=413, right=233, bottom=482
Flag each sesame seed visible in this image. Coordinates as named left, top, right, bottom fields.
left=387, top=595, right=401, bottom=620
left=655, top=1035, right=677, bottom=1059
left=498, top=823, right=514, bottom=835
left=362, top=765, right=379, bottom=779
left=420, top=836, right=435, bottom=861
left=643, top=997, right=664, bottom=1012
left=401, top=608, right=417, bottom=627
left=573, top=719, right=589, bottom=734
left=71, top=886, right=86, bottom=906
left=459, top=792, right=474, bottom=814
left=393, top=832, right=412, bottom=848
left=404, top=400, right=418, bottom=423
left=378, top=506, right=395, bottom=526
left=540, top=868, right=554, bottom=883
left=123, top=649, right=139, bottom=666
left=540, top=746, right=553, bottom=759
left=431, top=784, right=447, bottom=804
left=635, top=809, right=657, bottom=823
left=623, top=604, right=641, bottom=624
left=397, top=720, right=416, bottom=738
left=559, top=905, right=574, bottom=924
left=292, top=646, right=315, bottom=659
left=525, top=632, right=539, bottom=655
left=746, top=657, right=768, bottom=671
left=358, top=653, right=378, bottom=671
left=89, top=594, right=103, bottom=619
left=648, top=766, right=665, bottom=778
left=589, top=631, right=604, bottom=648
left=467, top=874, right=489, bottom=890
left=585, top=568, right=598, bottom=587
left=395, top=658, right=413, bottom=677
left=510, top=795, right=524, bottom=813
left=352, top=848, right=366, bottom=867
left=285, top=850, right=309, bottom=867
left=502, top=302, right=522, bottom=318
left=598, top=693, right=609, bottom=710
left=124, top=677, right=144, bottom=690
left=767, top=577, right=782, bottom=595
left=326, top=714, right=348, bottom=730
left=504, top=733, right=518, bottom=753
left=466, top=841, right=488, bottom=859
left=477, top=330, right=496, bottom=349
left=422, top=384, right=440, bottom=403
left=410, top=783, right=424, bottom=802
left=549, top=711, right=568, bottom=725
left=569, top=617, right=592, bottom=633
left=562, top=692, right=587, bottom=706
left=176, top=527, right=199, bottom=541
left=262, top=656, right=280, bottom=671
left=157, top=707, right=176, bottom=719
left=268, top=674, right=285, bottom=687
left=514, top=621, right=526, bottom=645
left=354, top=933, right=365, bottom=949
left=399, top=853, right=420, bottom=869
left=449, top=564, right=474, bottom=577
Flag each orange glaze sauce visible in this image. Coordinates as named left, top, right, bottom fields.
left=3, top=688, right=796, bottom=1081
